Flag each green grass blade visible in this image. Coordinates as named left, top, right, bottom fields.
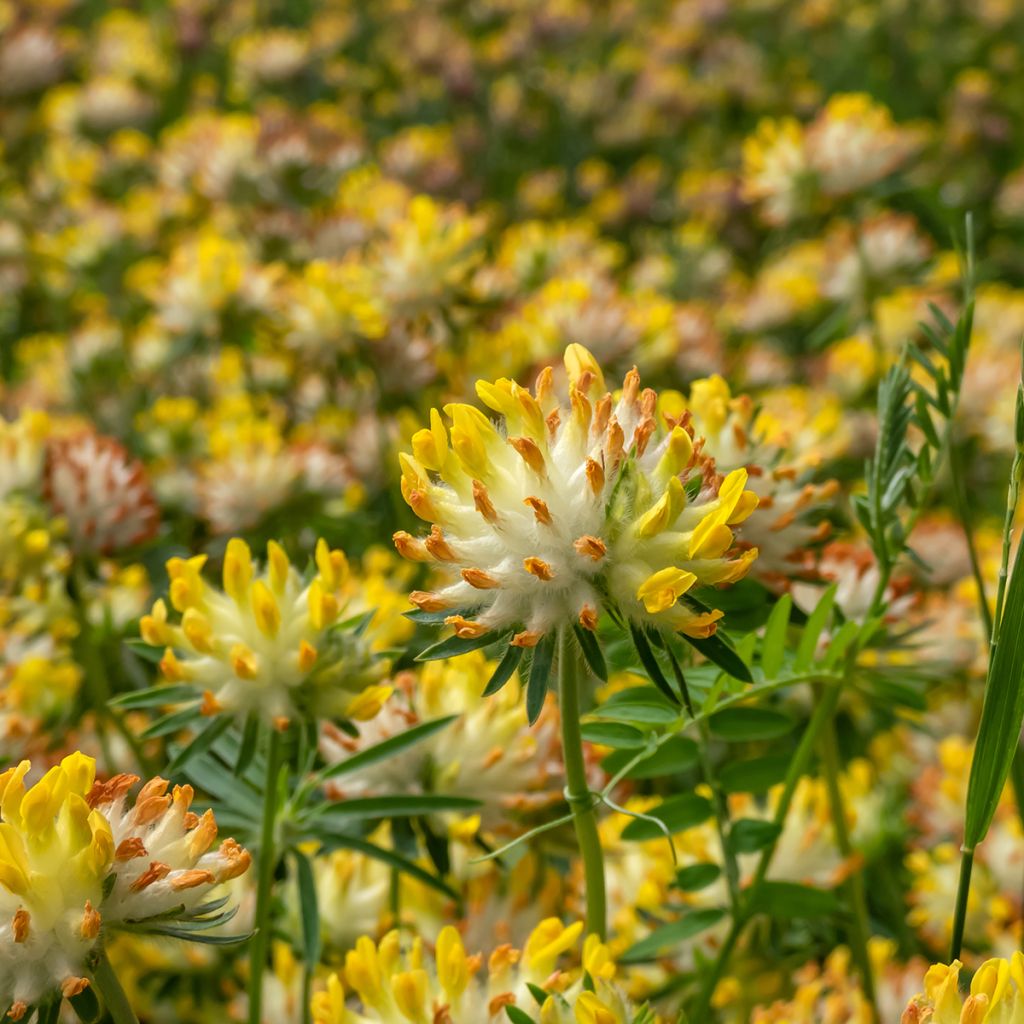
left=964, top=538, right=1024, bottom=848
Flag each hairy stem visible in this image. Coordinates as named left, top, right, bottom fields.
left=558, top=627, right=607, bottom=939
left=249, top=726, right=284, bottom=1024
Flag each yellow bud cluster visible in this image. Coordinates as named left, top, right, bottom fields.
left=312, top=918, right=638, bottom=1024
left=140, top=537, right=387, bottom=724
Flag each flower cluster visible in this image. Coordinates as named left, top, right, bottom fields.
left=0, top=752, right=248, bottom=1017
left=395, top=344, right=760, bottom=644
left=311, top=919, right=645, bottom=1024
left=141, top=538, right=393, bottom=724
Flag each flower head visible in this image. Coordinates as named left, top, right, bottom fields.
left=311, top=918, right=643, bottom=1024
left=0, top=752, right=249, bottom=1018
left=140, top=537, right=392, bottom=724
left=903, top=954, right=1024, bottom=1023
left=395, top=345, right=759, bottom=646
left=0, top=753, right=112, bottom=1016
left=43, top=432, right=159, bottom=554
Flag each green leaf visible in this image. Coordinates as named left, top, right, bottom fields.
left=747, top=880, right=841, bottom=919
left=123, top=639, right=165, bottom=664
left=505, top=1007, right=535, bottom=1024
left=588, top=689, right=678, bottom=725
left=527, top=633, right=556, bottom=725
left=482, top=644, right=523, bottom=697
left=331, top=834, right=459, bottom=900
left=709, top=707, right=794, bottom=742
left=416, top=630, right=505, bottom=662
left=620, top=909, right=727, bottom=962
left=823, top=620, right=860, bottom=669
left=727, top=818, right=781, bottom=854
left=621, top=794, right=712, bottom=840
left=293, top=849, right=321, bottom=969
left=236, top=714, right=261, bottom=775
left=580, top=722, right=646, bottom=749
left=404, top=608, right=468, bottom=624
left=719, top=754, right=791, bottom=794
left=134, top=927, right=250, bottom=945
left=318, top=715, right=459, bottom=783
left=674, top=863, right=721, bottom=892
left=760, top=594, right=791, bottom=679
left=166, top=716, right=232, bottom=774
left=683, top=632, right=752, bottom=682
left=630, top=625, right=680, bottom=705
left=312, top=794, right=481, bottom=820
left=602, top=737, right=698, bottom=779
left=66, top=983, right=101, bottom=1023
left=794, top=584, right=837, bottom=671
left=141, top=706, right=203, bottom=740
left=109, top=684, right=198, bottom=709
left=526, top=982, right=548, bottom=1006
left=965, top=537, right=1024, bottom=848
left=573, top=624, right=608, bottom=682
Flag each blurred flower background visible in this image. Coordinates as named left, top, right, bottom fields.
left=2, top=0, right=1024, bottom=1021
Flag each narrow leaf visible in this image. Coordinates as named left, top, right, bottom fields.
left=293, top=849, right=321, bottom=969
left=793, top=584, right=837, bottom=671
left=416, top=630, right=505, bottom=662
left=166, top=716, right=232, bottom=774
left=482, top=644, right=523, bottom=697
left=620, top=909, right=727, bottom=962
left=683, top=632, right=752, bottom=682
left=319, top=834, right=458, bottom=901
left=760, top=594, right=791, bottom=679
left=527, top=633, right=556, bottom=724
left=964, top=538, right=1024, bottom=847
left=141, top=706, right=203, bottom=740
left=318, top=715, right=458, bottom=783
left=110, top=684, right=199, bottom=709
left=573, top=625, right=608, bottom=682
left=631, top=624, right=680, bottom=704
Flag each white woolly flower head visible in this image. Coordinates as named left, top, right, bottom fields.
left=395, top=345, right=760, bottom=649
left=87, top=772, right=251, bottom=925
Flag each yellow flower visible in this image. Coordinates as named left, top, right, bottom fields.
left=311, top=919, right=645, bottom=1023
left=140, top=538, right=391, bottom=724
left=903, top=953, right=1024, bottom=1023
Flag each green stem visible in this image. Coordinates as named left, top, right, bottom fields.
left=819, top=717, right=879, bottom=1022
left=249, top=727, right=285, bottom=1024
left=558, top=627, right=607, bottom=940
left=950, top=848, right=975, bottom=961
left=302, top=962, right=313, bottom=1024
left=92, top=948, right=140, bottom=1024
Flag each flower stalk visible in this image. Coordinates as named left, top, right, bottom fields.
left=558, top=627, right=607, bottom=940
left=249, top=725, right=285, bottom=1024
left=91, top=948, right=140, bottom=1024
